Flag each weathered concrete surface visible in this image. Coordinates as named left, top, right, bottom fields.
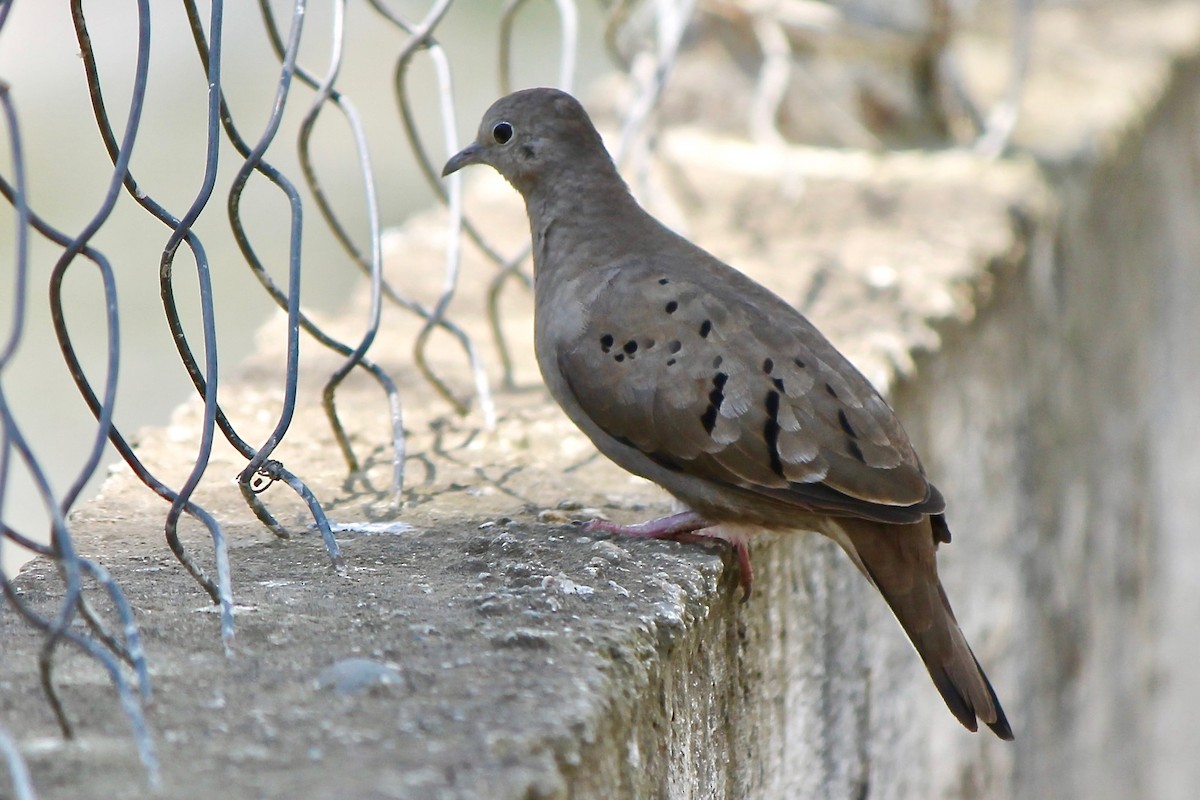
left=3, top=3, right=1199, bottom=799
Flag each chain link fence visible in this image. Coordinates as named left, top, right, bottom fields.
left=0, top=0, right=704, bottom=790
left=0, top=0, right=1025, bottom=794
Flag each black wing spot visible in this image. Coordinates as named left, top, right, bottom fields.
left=701, top=372, right=729, bottom=435
left=764, top=390, right=784, bottom=477
left=837, top=409, right=858, bottom=438
left=666, top=358, right=677, bottom=366
left=762, top=358, right=774, bottom=374
left=712, top=355, right=723, bottom=368
left=794, top=358, right=807, bottom=369
left=665, top=300, right=678, bottom=313
left=825, top=382, right=839, bottom=399
left=623, top=340, right=638, bottom=355
left=600, top=334, right=614, bottom=352
left=658, top=278, right=670, bottom=285
left=699, top=320, right=713, bottom=338
left=773, top=377, right=785, bottom=392
left=668, top=340, right=682, bottom=353
left=614, top=353, right=625, bottom=363
left=847, top=439, right=866, bottom=462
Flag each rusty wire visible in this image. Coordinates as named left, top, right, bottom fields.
left=0, top=0, right=695, bottom=791
left=375, top=0, right=498, bottom=425
left=1, top=0, right=159, bottom=784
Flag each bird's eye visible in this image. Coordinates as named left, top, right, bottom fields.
left=492, top=121, right=514, bottom=145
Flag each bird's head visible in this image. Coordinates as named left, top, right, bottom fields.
left=441, top=87, right=614, bottom=197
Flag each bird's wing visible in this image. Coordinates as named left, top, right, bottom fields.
left=552, top=259, right=942, bottom=523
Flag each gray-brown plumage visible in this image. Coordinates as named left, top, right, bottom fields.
left=443, top=87, right=1012, bottom=740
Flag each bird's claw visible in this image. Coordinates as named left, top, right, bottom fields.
left=581, top=513, right=752, bottom=600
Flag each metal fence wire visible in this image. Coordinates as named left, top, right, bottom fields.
left=0, top=0, right=704, bottom=788
left=0, top=0, right=1027, bottom=793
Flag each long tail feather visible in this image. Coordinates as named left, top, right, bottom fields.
left=829, top=516, right=1013, bottom=739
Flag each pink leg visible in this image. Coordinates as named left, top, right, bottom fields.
left=585, top=512, right=753, bottom=601
left=733, top=540, right=753, bottom=602
left=584, top=510, right=710, bottom=538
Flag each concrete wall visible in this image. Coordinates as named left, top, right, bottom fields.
left=898, top=52, right=1200, bottom=800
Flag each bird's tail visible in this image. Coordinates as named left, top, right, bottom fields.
left=828, top=515, right=1013, bottom=740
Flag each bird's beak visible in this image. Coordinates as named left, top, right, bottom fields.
left=441, top=143, right=483, bottom=177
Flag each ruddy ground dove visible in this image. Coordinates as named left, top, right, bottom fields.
left=443, top=88, right=1012, bottom=739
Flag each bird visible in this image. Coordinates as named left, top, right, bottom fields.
left=442, top=87, right=1012, bottom=740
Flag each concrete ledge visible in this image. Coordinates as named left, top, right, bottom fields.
left=4, top=4, right=1199, bottom=798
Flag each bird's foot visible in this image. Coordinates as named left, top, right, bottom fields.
left=583, top=510, right=710, bottom=539
left=584, top=512, right=753, bottom=601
